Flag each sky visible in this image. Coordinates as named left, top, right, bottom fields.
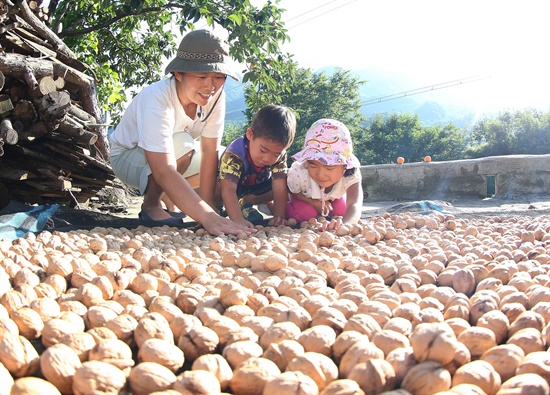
left=248, top=0, right=550, bottom=114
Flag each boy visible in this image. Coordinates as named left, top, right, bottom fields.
left=219, top=104, right=296, bottom=228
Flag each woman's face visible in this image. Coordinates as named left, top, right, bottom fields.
left=306, top=160, right=346, bottom=189
left=175, top=72, right=227, bottom=106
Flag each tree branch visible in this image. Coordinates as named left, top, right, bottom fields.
left=59, top=4, right=185, bottom=38
left=16, top=0, right=77, bottom=60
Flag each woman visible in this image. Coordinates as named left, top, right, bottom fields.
left=109, top=29, right=253, bottom=235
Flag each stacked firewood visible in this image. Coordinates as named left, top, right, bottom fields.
left=0, top=0, right=114, bottom=209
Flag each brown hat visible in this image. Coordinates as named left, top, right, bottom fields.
left=164, top=29, right=238, bottom=81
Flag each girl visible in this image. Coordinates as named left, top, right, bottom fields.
left=286, top=119, right=364, bottom=230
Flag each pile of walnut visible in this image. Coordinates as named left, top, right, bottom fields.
left=0, top=211, right=549, bottom=395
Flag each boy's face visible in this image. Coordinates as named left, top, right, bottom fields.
left=246, top=128, right=287, bottom=168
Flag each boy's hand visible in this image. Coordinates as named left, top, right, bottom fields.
left=268, top=216, right=287, bottom=227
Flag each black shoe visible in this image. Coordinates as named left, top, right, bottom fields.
left=138, top=211, right=183, bottom=226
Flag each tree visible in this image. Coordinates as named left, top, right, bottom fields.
left=244, top=67, right=367, bottom=159
left=44, top=0, right=293, bottom=123
left=361, top=113, right=467, bottom=164
left=466, top=109, right=550, bottom=157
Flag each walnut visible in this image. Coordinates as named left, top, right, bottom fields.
left=0, top=334, right=39, bottom=377
left=40, top=343, right=82, bottom=394
left=452, top=360, right=501, bottom=395
left=138, top=338, right=184, bottom=373
left=401, top=361, right=452, bottom=394
left=191, top=354, right=233, bottom=391
left=348, top=359, right=397, bottom=394
left=128, top=362, right=177, bottom=395
left=229, top=357, right=280, bottom=395
left=10, top=377, right=61, bottom=394
left=263, top=371, right=319, bottom=395
left=72, top=360, right=127, bottom=395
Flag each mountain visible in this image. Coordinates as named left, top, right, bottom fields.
left=224, top=67, right=480, bottom=128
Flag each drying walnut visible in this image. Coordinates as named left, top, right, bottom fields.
left=477, top=310, right=510, bottom=344
left=134, top=312, right=174, bottom=348
left=259, top=321, right=301, bottom=350
left=457, top=326, right=497, bottom=359
left=128, top=362, right=177, bottom=395
left=320, top=379, right=365, bottom=395
left=480, top=344, right=525, bottom=383
left=385, top=346, right=417, bottom=387
left=88, top=338, right=135, bottom=371
left=339, top=338, right=384, bottom=378
left=222, top=340, right=264, bottom=369
left=138, top=338, right=184, bottom=373
left=350, top=359, right=398, bottom=394
left=452, top=359, right=501, bottom=395
left=515, top=351, right=550, bottom=388
left=298, top=325, right=336, bottom=357
left=230, top=357, right=280, bottom=395
left=10, top=376, right=61, bottom=395
left=40, top=343, right=82, bottom=394
left=0, top=334, right=39, bottom=377
left=372, top=329, right=411, bottom=357
left=506, top=327, right=545, bottom=355
left=263, top=371, right=319, bottom=395
left=72, top=360, right=127, bottom=395
left=410, top=322, right=459, bottom=365
left=191, top=354, right=233, bottom=391
left=177, top=325, right=219, bottom=362
left=496, top=373, right=550, bottom=395
left=401, top=361, right=452, bottom=394
left=10, top=307, right=44, bottom=340
left=58, top=332, right=96, bottom=362
left=286, top=352, right=339, bottom=391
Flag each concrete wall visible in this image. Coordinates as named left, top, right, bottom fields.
left=360, top=154, right=550, bottom=202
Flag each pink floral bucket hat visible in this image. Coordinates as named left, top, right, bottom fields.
left=292, top=119, right=360, bottom=169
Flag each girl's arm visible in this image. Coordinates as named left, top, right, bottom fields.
left=342, top=182, right=363, bottom=224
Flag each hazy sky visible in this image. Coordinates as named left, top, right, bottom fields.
left=253, top=0, right=550, bottom=113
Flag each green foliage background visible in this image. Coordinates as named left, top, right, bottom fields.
left=45, top=0, right=550, bottom=164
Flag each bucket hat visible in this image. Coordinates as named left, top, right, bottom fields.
left=292, top=119, right=360, bottom=169
left=165, top=29, right=238, bottom=81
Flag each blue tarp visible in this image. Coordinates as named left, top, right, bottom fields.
left=0, top=204, right=59, bottom=241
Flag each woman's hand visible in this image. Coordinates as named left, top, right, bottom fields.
left=200, top=212, right=256, bottom=236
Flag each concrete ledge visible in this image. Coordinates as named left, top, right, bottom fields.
left=360, top=154, right=550, bottom=202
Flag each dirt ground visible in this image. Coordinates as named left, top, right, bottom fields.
left=47, top=192, right=550, bottom=232
left=3, top=186, right=548, bottom=234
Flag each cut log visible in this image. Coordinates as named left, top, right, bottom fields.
left=38, top=75, right=56, bottom=95
left=13, top=99, right=37, bottom=123
left=57, top=118, right=98, bottom=146
left=17, top=120, right=48, bottom=142
left=35, top=90, right=71, bottom=119
left=0, top=93, right=14, bottom=115
left=0, top=118, right=18, bottom=145
left=0, top=163, right=37, bottom=180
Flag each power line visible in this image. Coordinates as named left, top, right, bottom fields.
left=361, top=76, right=491, bottom=106
left=287, top=0, right=357, bottom=30
left=285, top=0, right=339, bottom=23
